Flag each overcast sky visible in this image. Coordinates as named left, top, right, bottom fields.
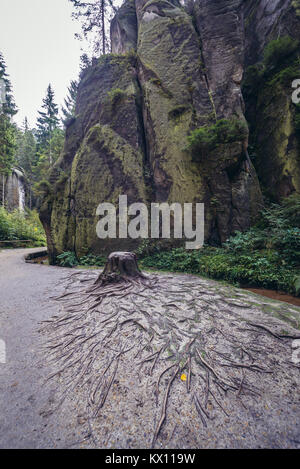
left=0, top=0, right=86, bottom=128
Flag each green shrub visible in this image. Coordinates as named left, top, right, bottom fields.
left=140, top=246, right=297, bottom=294
left=57, top=251, right=106, bottom=268
left=57, top=251, right=78, bottom=268
left=243, top=36, right=300, bottom=95
left=0, top=207, right=46, bottom=246
left=107, top=88, right=127, bottom=108
left=187, top=119, right=248, bottom=159
left=292, top=0, right=300, bottom=16
left=263, top=36, right=299, bottom=68
left=55, top=196, right=300, bottom=295
left=33, top=180, right=52, bottom=198
left=260, top=194, right=300, bottom=229
left=79, top=253, right=106, bottom=266
left=267, top=63, right=300, bottom=86
left=140, top=195, right=300, bottom=295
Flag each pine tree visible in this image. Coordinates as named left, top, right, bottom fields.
left=34, top=128, right=64, bottom=183
left=36, top=84, right=59, bottom=164
left=61, top=80, right=78, bottom=125
left=0, top=116, right=16, bottom=206
left=0, top=52, right=17, bottom=117
left=69, top=0, right=117, bottom=55
left=0, top=52, right=17, bottom=205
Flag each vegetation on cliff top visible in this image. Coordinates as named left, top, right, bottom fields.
left=186, top=118, right=248, bottom=160
left=243, top=36, right=300, bottom=93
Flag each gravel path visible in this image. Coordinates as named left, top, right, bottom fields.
left=0, top=248, right=92, bottom=449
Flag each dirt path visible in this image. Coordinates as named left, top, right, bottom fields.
left=0, top=249, right=300, bottom=449
left=0, top=248, right=93, bottom=449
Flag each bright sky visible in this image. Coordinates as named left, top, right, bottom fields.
left=0, top=0, right=87, bottom=128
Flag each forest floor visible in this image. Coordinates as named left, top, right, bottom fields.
left=0, top=248, right=300, bottom=449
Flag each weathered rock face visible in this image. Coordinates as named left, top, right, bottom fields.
left=243, top=0, right=300, bottom=200
left=41, top=0, right=300, bottom=261
left=245, top=74, right=300, bottom=200
left=111, top=0, right=138, bottom=54
left=243, top=0, right=299, bottom=65
left=135, top=0, right=262, bottom=243
left=41, top=55, right=148, bottom=261
left=0, top=168, right=26, bottom=211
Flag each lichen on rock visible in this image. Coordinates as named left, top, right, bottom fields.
left=40, top=0, right=300, bottom=261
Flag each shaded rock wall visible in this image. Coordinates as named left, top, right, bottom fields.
left=41, top=55, right=147, bottom=261
left=111, top=0, right=138, bottom=54
left=0, top=168, right=26, bottom=211
left=243, top=0, right=299, bottom=65
left=41, top=0, right=300, bottom=261
left=243, top=0, right=300, bottom=200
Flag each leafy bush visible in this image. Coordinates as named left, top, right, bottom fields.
left=79, top=253, right=106, bottom=267
left=140, top=195, right=300, bottom=295
left=57, top=251, right=78, bottom=268
left=107, top=88, right=127, bottom=108
left=243, top=36, right=300, bottom=95
left=187, top=119, right=248, bottom=159
left=0, top=207, right=46, bottom=246
left=260, top=194, right=300, bottom=230
left=263, top=36, right=299, bottom=68
left=33, top=180, right=52, bottom=198
left=57, top=252, right=106, bottom=268
left=292, top=0, right=300, bottom=16
left=267, top=63, right=300, bottom=87
left=55, top=196, right=300, bottom=295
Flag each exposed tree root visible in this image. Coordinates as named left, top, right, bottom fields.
left=39, top=253, right=300, bottom=448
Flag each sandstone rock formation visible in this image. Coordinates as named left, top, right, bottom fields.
left=243, top=0, right=300, bottom=200
left=40, top=0, right=300, bottom=262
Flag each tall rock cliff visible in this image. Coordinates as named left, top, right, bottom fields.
left=40, top=0, right=300, bottom=262
left=243, top=0, right=300, bottom=200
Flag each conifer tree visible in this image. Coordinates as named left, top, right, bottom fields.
left=36, top=84, right=59, bottom=164
left=0, top=52, right=17, bottom=118
left=61, top=80, right=78, bottom=125
left=69, top=0, right=117, bottom=55
left=0, top=52, right=17, bottom=205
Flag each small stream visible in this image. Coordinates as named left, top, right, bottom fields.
left=244, top=287, right=300, bottom=307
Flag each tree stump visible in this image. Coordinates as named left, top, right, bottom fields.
left=95, top=252, right=146, bottom=285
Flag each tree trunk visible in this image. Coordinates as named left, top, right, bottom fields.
left=95, top=252, right=146, bottom=284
